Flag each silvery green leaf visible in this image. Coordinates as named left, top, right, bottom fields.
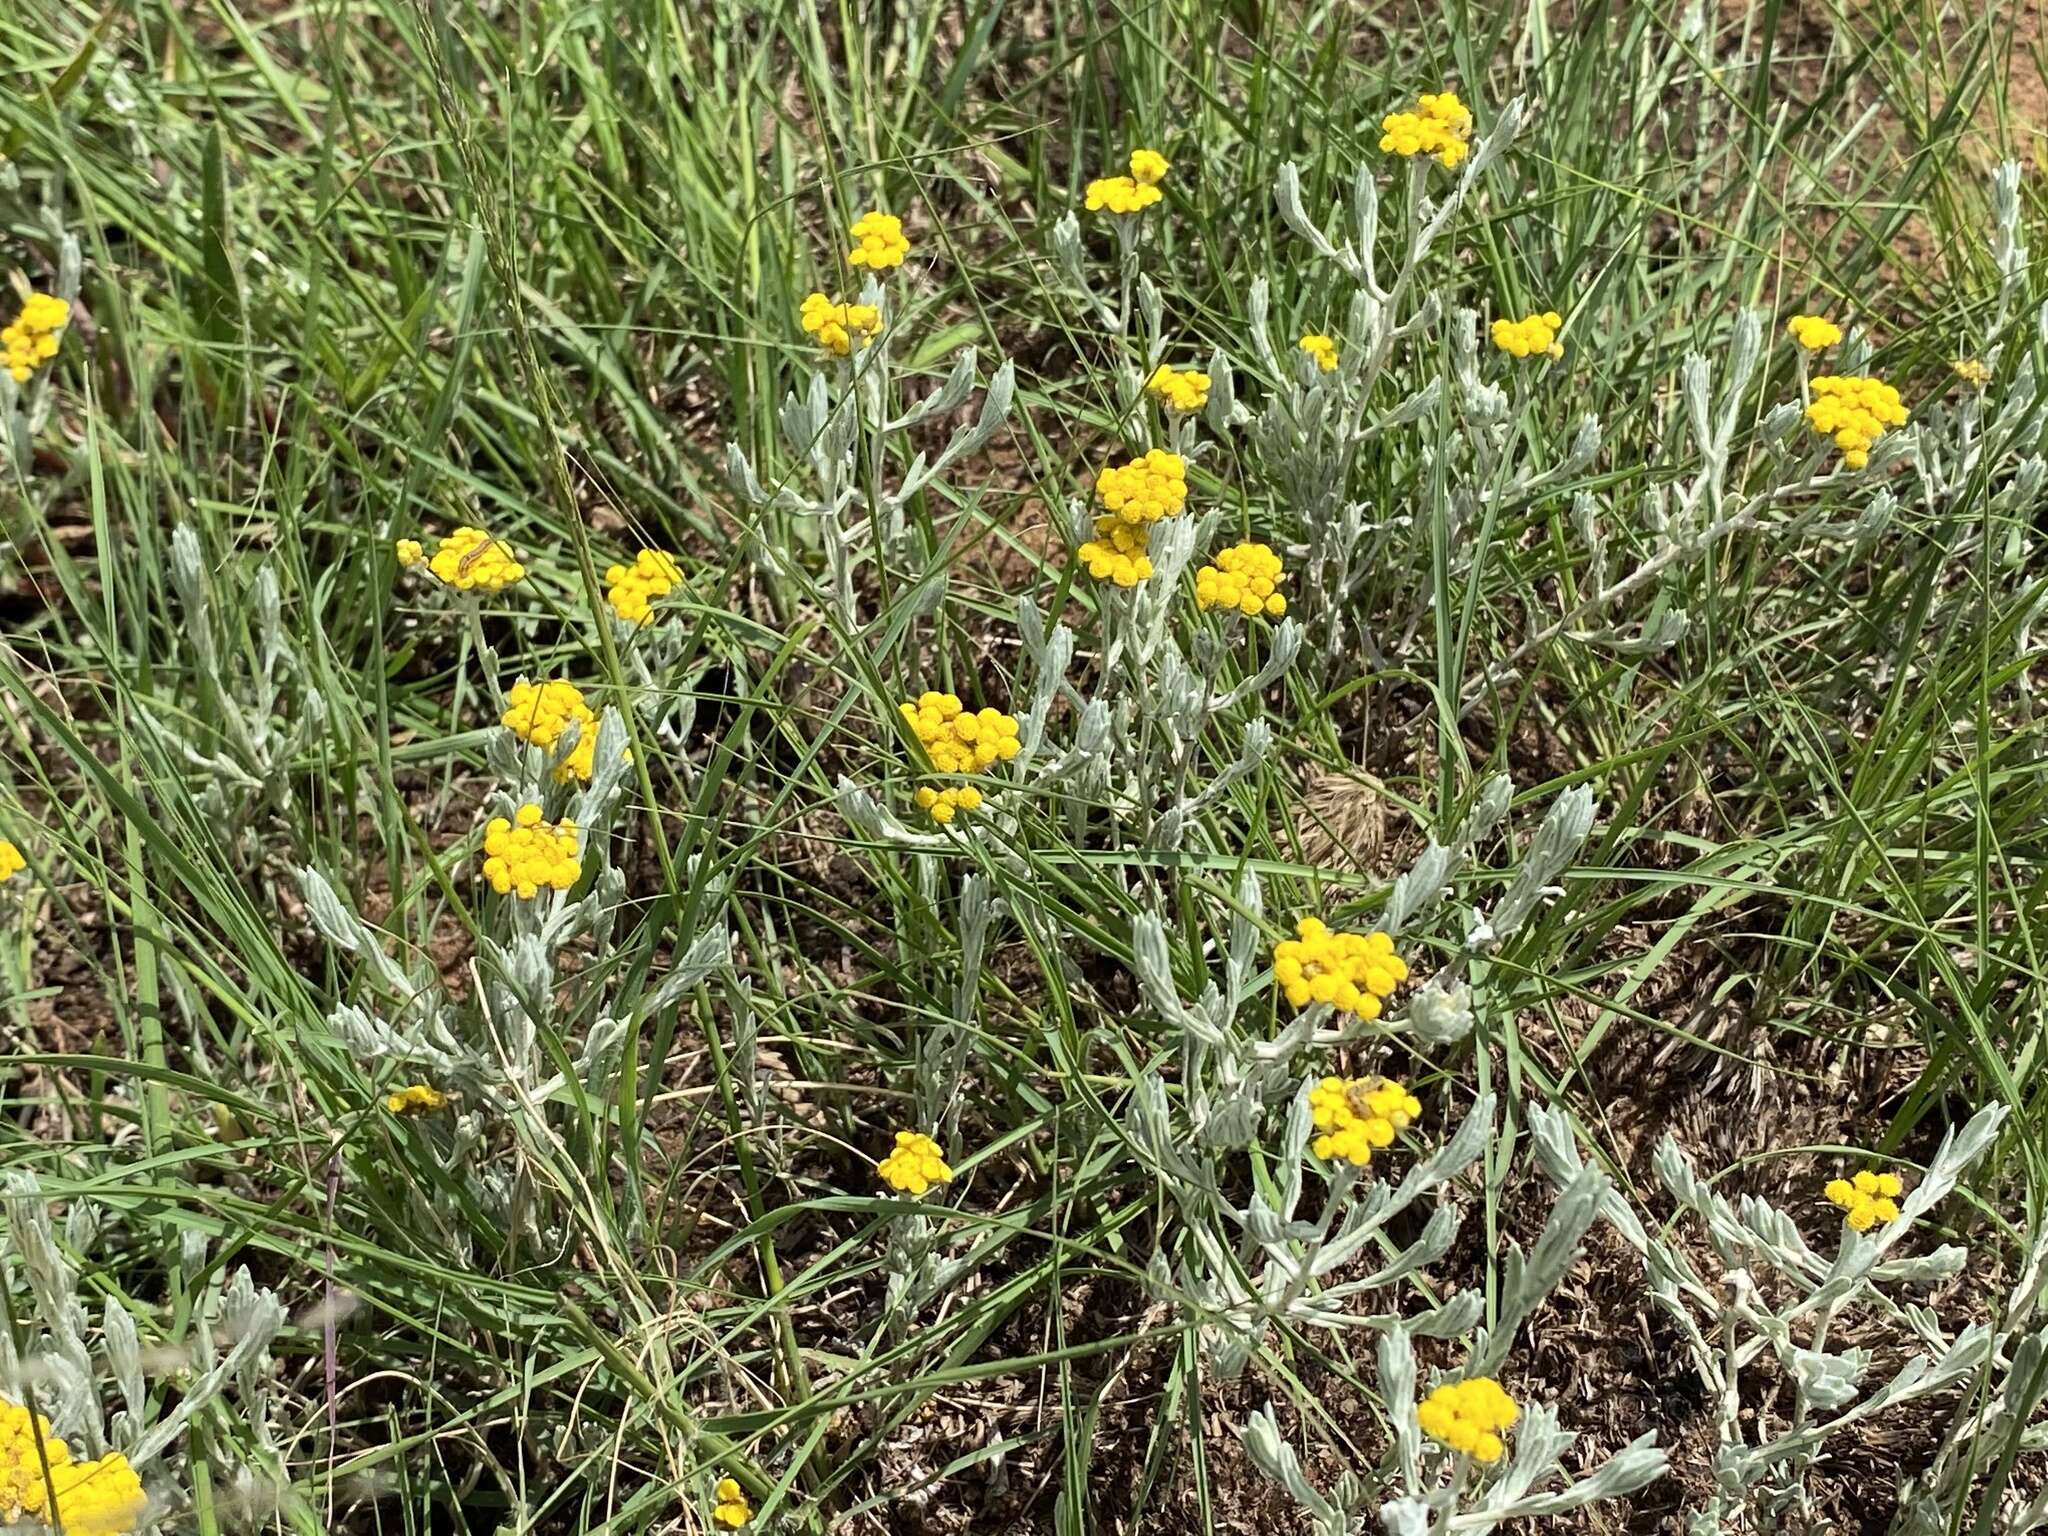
left=1863, top=425, right=1917, bottom=475
left=1406, top=1288, right=1485, bottom=1337
left=1563, top=414, right=1602, bottom=473
left=1471, top=1164, right=1605, bottom=1375
left=1315, top=1203, right=1456, bottom=1284
left=1226, top=867, right=1263, bottom=1003
left=299, top=867, right=365, bottom=953
left=836, top=775, right=950, bottom=850
left=1869, top=1244, right=1968, bottom=1285
left=1405, top=978, right=1474, bottom=1044
left=1464, top=95, right=1526, bottom=180
left=1890, top=1102, right=2008, bottom=1237
left=1791, top=1346, right=1866, bottom=1411
left=886, top=346, right=979, bottom=433
left=1681, top=353, right=1714, bottom=457
left=1138, top=276, right=1164, bottom=345
left=1274, top=162, right=1345, bottom=272
left=1717, top=310, right=1763, bottom=445
left=1204, top=348, right=1238, bottom=435
left=1241, top=1403, right=1342, bottom=1526
left=1378, top=1498, right=1431, bottom=1536
left=1487, top=1400, right=1574, bottom=1506
left=1376, top=378, right=1441, bottom=430
left=1760, top=400, right=1805, bottom=444
left=1489, top=1432, right=1669, bottom=1517
left=1246, top=278, right=1280, bottom=375
left=1524, top=1102, right=1649, bottom=1248
left=1607, top=608, right=1689, bottom=655
left=1379, top=1325, right=1419, bottom=1485
left=103, top=1300, right=145, bottom=1423
left=1486, top=784, right=1596, bottom=941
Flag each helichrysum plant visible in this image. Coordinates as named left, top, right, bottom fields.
left=1195, top=541, right=1288, bottom=616
left=1146, top=361, right=1210, bottom=413
left=1786, top=313, right=1843, bottom=351
left=877, top=1131, right=952, bottom=1195
left=410, top=525, right=526, bottom=592
left=845, top=209, right=910, bottom=269
left=799, top=290, right=881, bottom=355
left=712, top=1476, right=751, bottom=1528
left=1490, top=309, right=1564, bottom=360
left=1378, top=89, right=1474, bottom=168
left=480, top=803, right=582, bottom=898
left=1805, top=374, right=1910, bottom=468
left=1272, top=917, right=1408, bottom=1017
left=604, top=547, right=683, bottom=625
left=1, top=292, right=69, bottom=383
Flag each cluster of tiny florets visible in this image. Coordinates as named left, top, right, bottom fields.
left=501, top=678, right=609, bottom=782
left=1146, top=363, right=1210, bottom=414
left=846, top=211, right=910, bottom=270
left=1806, top=375, right=1909, bottom=469
left=1, top=1398, right=67, bottom=1521
left=481, top=804, right=582, bottom=898
left=1786, top=314, right=1843, bottom=351
left=800, top=292, right=881, bottom=356
left=394, top=538, right=425, bottom=567
left=1417, top=1379, right=1519, bottom=1463
left=385, top=1084, right=449, bottom=1116
left=914, top=785, right=984, bottom=824
left=605, top=548, right=683, bottom=625
left=1096, top=449, right=1187, bottom=524
left=424, top=526, right=526, bottom=592
left=1128, top=148, right=1169, bottom=185
left=900, top=693, right=1022, bottom=774
left=1195, top=543, right=1287, bottom=617
left=3, top=293, right=69, bottom=384
left=1825, top=1168, right=1904, bottom=1231
left=2, top=1401, right=146, bottom=1535
left=1299, top=333, right=1339, bottom=372
left=1078, top=517, right=1154, bottom=586
left=1273, top=918, right=1408, bottom=1017
left=1084, top=175, right=1163, bottom=215
left=1952, top=356, right=1991, bottom=386
left=1308, top=1076, right=1422, bottom=1166
left=1491, top=310, right=1563, bottom=360
left=0, top=840, right=24, bottom=882
left=878, top=1130, right=952, bottom=1194
left=1379, top=91, right=1474, bottom=168
left=713, top=1477, right=751, bottom=1528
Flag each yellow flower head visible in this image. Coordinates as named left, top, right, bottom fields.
left=712, top=1477, right=751, bottom=1529
left=1, top=1396, right=71, bottom=1521
left=914, top=784, right=984, bottom=824
left=1084, top=176, right=1163, bottom=215
left=1379, top=91, right=1475, bottom=169
left=1952, top=357, right=1991, bottom=387
left=384, top=1084, right=450, bottom=1116
left=2, top=292, right=70, bottom=384
left=1195, top=542, right=1287, bottom=617
left=1299, top=333, right=1339, bottom=372
left=1491, top=311, right=1564, bottom=361
left=426, top=526, right=525, bottom=593
left=1308, top=1076, right=1422, bottom=1167
left=1806, top=375, right=1909, bottom=470
left=481, top=804, right=582, bottom=899
left=1146, top=363, right=1211, bottom=414
left=1273, top=918, right=1408, bottom=1018
left=800, top=291, right=882, bottom=356
left=46, top=1453, right=147, bottom=1536
left=1417, top=1378, right=1519, bottom=1463
left=847, top=210, right=910, bottom=270
left=1078, top=516, right=1154, bottom=587
left=394, top=538, right=425, bottom=568
left=1129, top=148, right=1170, bottom=186
left=0, top=840, right=25, bottom=882
left=878, top=1130, right=952, bottom=1195
left=604, top=548, right=683, bottom=625
left=501, top=678, right=615, bottom=782
left=899, top=692, right=1022, bottom=775
left=1786, top=314, right=1843, bottom=352
left=1824, top=1168, right=1904, bottom=1232
left=1096, top=448, right=1187, bottom=524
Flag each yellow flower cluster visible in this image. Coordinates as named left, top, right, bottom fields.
left=1308, top=1076, right=1422, bottom=1166
left=605, top=548, right=683, bottom=625
left=878, top=1130, right=952, bottom=1194
left=900, top=693, right=1022, bottom=774
left=1952, top=357, right=1991, bottom=386
left=1299, top=333, right=1339, bottom=372
left=800, top=292, right=881, bottom=356
left=3, top=293, right=69, bottom=384
left=0, top=839, right=24, bottom=881
left=713, top=1477, right=751, bottom=1528
left=1379, top=91, right=1474, bottom=169
left=1786, top=314, right=1842, bottom=352
left=425, top=526, right=526, bottom=593
left=481, top=804, right=582, bottom=899
left=1096, top=449, right=1187, bottom=524
left=394, top=538, right=425, bottom=567
left=385, top=1084, right=449, bottom=1115
left=1078, top=517, right=1154, bottom=586
left=501, top=678, right=611, bottom=782
left=1806, top=375, right=1909, bottom=469
left=1273, top=918, right=1408, bottom=1017
left=914, top=784, right=984, bottom=824
left=1084, top=176, right=1163, bottom=215
left=1417, top=1379, right=1519, bottom=1463
left=1825, top=1168, right=1903, bottom=1232
left=1195, top=542, right=1287, bottom=617
left=1491, top=311, right=1564, bottom=361
left=1, top=1401, right=146, bottom=1535
left=1146, top=363, right=1210, bottom=414
left=847, top=211, right=910, bottom=270
left=1128, top=148, right=1169, bottom=185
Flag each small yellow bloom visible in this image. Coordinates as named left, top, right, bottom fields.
left=1195, top=542, right=1287, bottom=617
left=384, top=1084, right=450, bottom=1116
left=425, top=526, right=525, bottom=593
left=847, top=210, right=910, bottom=270
left=1146, top=363, right=1210, bottom=414
left=1806, top=375, right=1909, bottom=470
left=1, top=1396, right=71, bottom=1521
left=2, top=292, right=70, bottom=385
left=1084, top=176, right=1162, bottom=215
left=899, top=693, right=1022, bottom=775
left=1491, top=311, right=1564, bottom=361
left=604, top=548, right=683, bottom=625
left=1379, top=90, right=1475, bottom=169
left=0, top=840, right=24, bottom=882
left=914, top=784, right=984, bottom=824
left=1308, top=1076, right=1422, bottom=1167
left=1273, top=918, right=1408, bottom=1018
left=481, top=804, right=582, bottom=899
left=394, top=538, right=425, bottom=567
left=47, top=1451, right=146, bottom=1536
left=712, top=1476, right=750, bottom=1528
left=1299, top=333, right=1339, bottom=372
left=800, top=291, right=882, bottom=356
left=1786, top=314, right=1843, bottom=352
left=1096, top=448, right=1187, bottom=524
left=1952, top=357, right=1991, bottom=387
left=878, top=1130, right=952, bottom=1195
left=502, top=678, right=617, bottom=782
left=1825, top=1168, right=1904, bottom=1232
left=1417, top=1378, right=1518, bottom=1463
left=1078, top=516, right=1154, bottom=586
left=1129, top=148, right=1170, bottom=186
